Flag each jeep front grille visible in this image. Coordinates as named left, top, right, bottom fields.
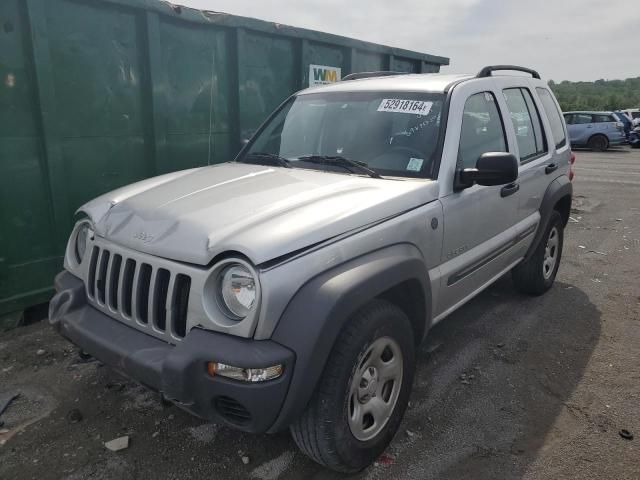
left=86, top=245, right=190, bottom=341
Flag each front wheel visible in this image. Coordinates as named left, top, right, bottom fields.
left=290, top=300, right=415, bottom=473
left=512, top=210, right=564, bottom=295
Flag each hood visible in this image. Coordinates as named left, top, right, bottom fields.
left=80, top=163, right=439, bottom=265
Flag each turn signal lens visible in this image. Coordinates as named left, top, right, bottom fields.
left=207, top=362, right=283, bottom=383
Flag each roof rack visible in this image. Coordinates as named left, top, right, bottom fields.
left=342, top=71, right=408, bottom=81
left=477, top=65, right=541, bottom=80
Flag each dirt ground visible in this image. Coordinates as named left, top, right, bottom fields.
left=1, top=148, right=639, bottom=480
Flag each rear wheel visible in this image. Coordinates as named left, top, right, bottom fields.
left=290, top=300, right=415, bottom=473
left=588, top=134, right=609, bottom=151
left=512, top=210, right=564, bottom=295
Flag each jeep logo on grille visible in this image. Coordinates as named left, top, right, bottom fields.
left=133, top=231, right=154, bottom=244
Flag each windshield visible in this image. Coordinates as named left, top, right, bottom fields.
left=238, top=91, right=445, bottom=179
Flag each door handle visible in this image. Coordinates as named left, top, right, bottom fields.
left=545, top=163, right=558, bottom=174
left=500, top=183, right=520, bottom=198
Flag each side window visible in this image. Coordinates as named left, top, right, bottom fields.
left=522, top=89, right=547, bottom=153
left=458, top=92, right=507, bottom=170
left=536, top=88, right=567, bottom=149
left=503, top=88, right=547, bottom=162
left=564, top=114, right=574, bottom=125
left=593, top=114, right=613, bottom=123
left=574, top=114, right=593, bottom=124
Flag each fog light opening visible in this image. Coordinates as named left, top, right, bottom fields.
left=207, top=362, right=283, bottom=382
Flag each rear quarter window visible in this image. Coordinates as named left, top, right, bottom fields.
left=593, top=114, right=615, bottom=123
left=536, top=88, right=567, bottom=149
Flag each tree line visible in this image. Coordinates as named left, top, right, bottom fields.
left=548, top=77, right=640, bottom=112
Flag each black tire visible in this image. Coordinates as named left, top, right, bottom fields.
left=512, top=210, right=564, bottom=295
left=588, top=134, right=609, bottom=152
left=290, top=300, right=415, bottom=473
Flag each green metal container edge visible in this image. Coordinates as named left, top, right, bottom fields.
left=102, top=0, right=450, bottom=67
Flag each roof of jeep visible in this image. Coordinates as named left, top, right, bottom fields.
left=297, top=73, right=475, bottom=95
left=564, top=110, right=617, bottom=115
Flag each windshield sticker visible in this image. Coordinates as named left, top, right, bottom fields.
left=378, top=99, right=433, bottom=116
left=406, top=158, right=424, bottom=171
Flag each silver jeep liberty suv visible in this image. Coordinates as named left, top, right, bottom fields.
left=49, top=65, right=573, bottom=472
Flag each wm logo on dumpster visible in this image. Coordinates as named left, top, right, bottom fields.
left=309, top=64, right=342, bottom=87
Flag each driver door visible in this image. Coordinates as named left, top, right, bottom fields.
left=435, top=87, right=520, bottom=319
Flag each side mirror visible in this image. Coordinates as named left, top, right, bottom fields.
left=458, top=152, right=518, bottom=188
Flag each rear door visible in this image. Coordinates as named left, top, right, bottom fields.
left=500, top=86, right=550, bottom=238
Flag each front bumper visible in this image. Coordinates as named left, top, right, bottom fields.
left=49, top=271, right=294, bottom=433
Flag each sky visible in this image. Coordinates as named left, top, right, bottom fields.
left=173, top=0, right=637, bottom=82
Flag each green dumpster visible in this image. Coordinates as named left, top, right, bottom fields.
left=0, top=0, right=449, bottom=320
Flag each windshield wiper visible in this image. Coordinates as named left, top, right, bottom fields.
left=240, top=152, right=292, bottom=168
left=297, top=155, right=383, bottom=179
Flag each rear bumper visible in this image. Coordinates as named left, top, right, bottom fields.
left=49, top=271, right=294, bottom=433
left=610, top=136, right=627, bottom=146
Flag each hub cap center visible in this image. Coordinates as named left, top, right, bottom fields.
left=358, top=366, right=379, bottom=402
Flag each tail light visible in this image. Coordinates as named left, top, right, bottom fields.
left=569, top=151, right=576, bottom=181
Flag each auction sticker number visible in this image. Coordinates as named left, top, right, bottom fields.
left=377, top=99, right=433, bottom=116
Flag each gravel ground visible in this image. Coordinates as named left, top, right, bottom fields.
left=1, top=148, right=638, bottom=480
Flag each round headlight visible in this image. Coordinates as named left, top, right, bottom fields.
left=75, top=223, right=90, bottom=263
left=219, top=264, right=257, bottom=319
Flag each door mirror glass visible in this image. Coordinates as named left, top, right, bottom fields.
left=458, top=152, right=518, bottom=187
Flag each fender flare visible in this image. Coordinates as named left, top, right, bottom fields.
left=267, top=243, right=431, bottom=432
left=525, top=175, right=573, bottom=260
